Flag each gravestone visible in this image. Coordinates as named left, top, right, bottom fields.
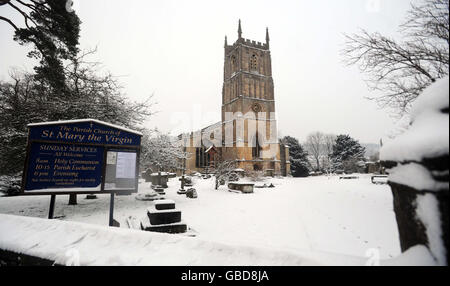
left=85, top=194, right=97, bottom=200
left=186, top=188, right=198, bottom=199
left=142, top=169, right=153, bottom=182
left=153, top=186, right=166, bottom=196
left=228, top=182, right=254, bottom=194
left=150, top=172, right=169, bottom=188
left=184, top=176, right=193, bottom=187
left=177, top=175, right=189, bottom=194
left=140, top=200, right=187, bottom=233
left=135, top=190, right=163, bottom=201
left=255, top=183, right=268, bottom=189
left=265, top=169, right=275, bottom=177
left=177, top=189, right=187, bottom=195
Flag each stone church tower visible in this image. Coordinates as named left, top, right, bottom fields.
left=221, top=20, right=286, bottom=174
left=181, top=20, right=290, bottom=176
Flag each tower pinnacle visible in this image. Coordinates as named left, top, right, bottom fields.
left=266, top=27, right=270, bottom=47
left=238, top=19, right=242, bottom=39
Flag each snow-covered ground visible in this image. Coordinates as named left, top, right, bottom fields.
left=0, top=174, right=402, bottom=264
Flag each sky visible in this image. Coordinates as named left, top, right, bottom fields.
left=0, top=0, right=420, bottom=144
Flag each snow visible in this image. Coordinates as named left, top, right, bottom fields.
left=147, top=206, right=180, bottom=214
left=0, top=213, right=320, bottom=266
left=388, top=163, right=448, bottom=192
left=380, top=111, right=449, bottom=162
left=416, top=193, right=446, bottom=265
left=382, top=245, right=437, bottom=266
left=381, top=77, right=449, bottom=163
left=155, top=199, right=175, bottom=205
left=27, top=118, right=143, bottom=136
left=150, top=172, right=173, bottom=176
left=0, top=175, right=406, bottom=265
left=411, top=77, right=449, bottom=120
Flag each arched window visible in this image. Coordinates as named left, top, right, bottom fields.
left=252, top=133, right=262, bottom=159
left=195, top=147, right=211, bottom=168
left=250, top=54, right=258, bottom=71
left=231, top=55, right=237, bottom=72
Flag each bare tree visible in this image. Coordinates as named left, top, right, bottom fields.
left=305, top=132, right=324, bottom=171
left=342, top=0, right=449, bottom=115
left=322, top=134, right=337, bottom=174
left=140, top=129, right=190, bottom=173
left=213, top=159, right=237, bottom=190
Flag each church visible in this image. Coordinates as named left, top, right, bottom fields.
left=179, top=20, right=290, bottom=176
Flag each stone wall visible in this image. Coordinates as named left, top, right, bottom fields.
left=381, top=77, right=449, bottom=265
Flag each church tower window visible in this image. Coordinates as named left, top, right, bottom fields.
left=252, top=134, right=262, bottom=159
left=250, top=54, right=258, bottom=71
left=231, top=55, right=237, bottom=73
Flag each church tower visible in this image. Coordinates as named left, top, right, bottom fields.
left=180, top=20, right=290, bottom=176
left=222, top=20, right=275, bottom=120
left=221, top=20, right=283, bottom=173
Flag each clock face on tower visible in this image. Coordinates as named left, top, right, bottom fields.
left=252, top=103, right=262, bottom=113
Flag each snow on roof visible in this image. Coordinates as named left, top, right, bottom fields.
left=205, top=145, right=216, bottom=153
left=27, top=119, right=143, bottom=136
left=201, top=121, right=222, bottom=132
left=381, top=78, right=449, bottom=163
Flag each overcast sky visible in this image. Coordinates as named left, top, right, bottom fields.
left=0, top=0, right=421, bottom=144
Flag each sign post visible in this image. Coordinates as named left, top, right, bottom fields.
left=109, top=193, right=115, bottom=227
left=48, top=195, right=56, bottom=219
left=20, top=119, right=142, bottom=226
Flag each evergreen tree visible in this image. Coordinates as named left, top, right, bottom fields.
left=331, top=135, right=366, bottom=173
left=1, top=0, right=81, bottom=94
left=282, top=136, right=310, bottom=177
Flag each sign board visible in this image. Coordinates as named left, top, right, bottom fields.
left=21, top=119, right=142, bottom=195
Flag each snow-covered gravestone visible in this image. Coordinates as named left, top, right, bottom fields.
left=381, top=77, right=449, bottom=266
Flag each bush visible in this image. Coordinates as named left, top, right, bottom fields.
left=0, top=174, right=22, bottom=196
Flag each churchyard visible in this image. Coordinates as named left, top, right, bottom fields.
left=0, top=173, right=403, bottom=265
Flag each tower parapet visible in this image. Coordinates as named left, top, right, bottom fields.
left=225, top=37, right=270, bottom=55
left=225, top=20, right=270, bottom=55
